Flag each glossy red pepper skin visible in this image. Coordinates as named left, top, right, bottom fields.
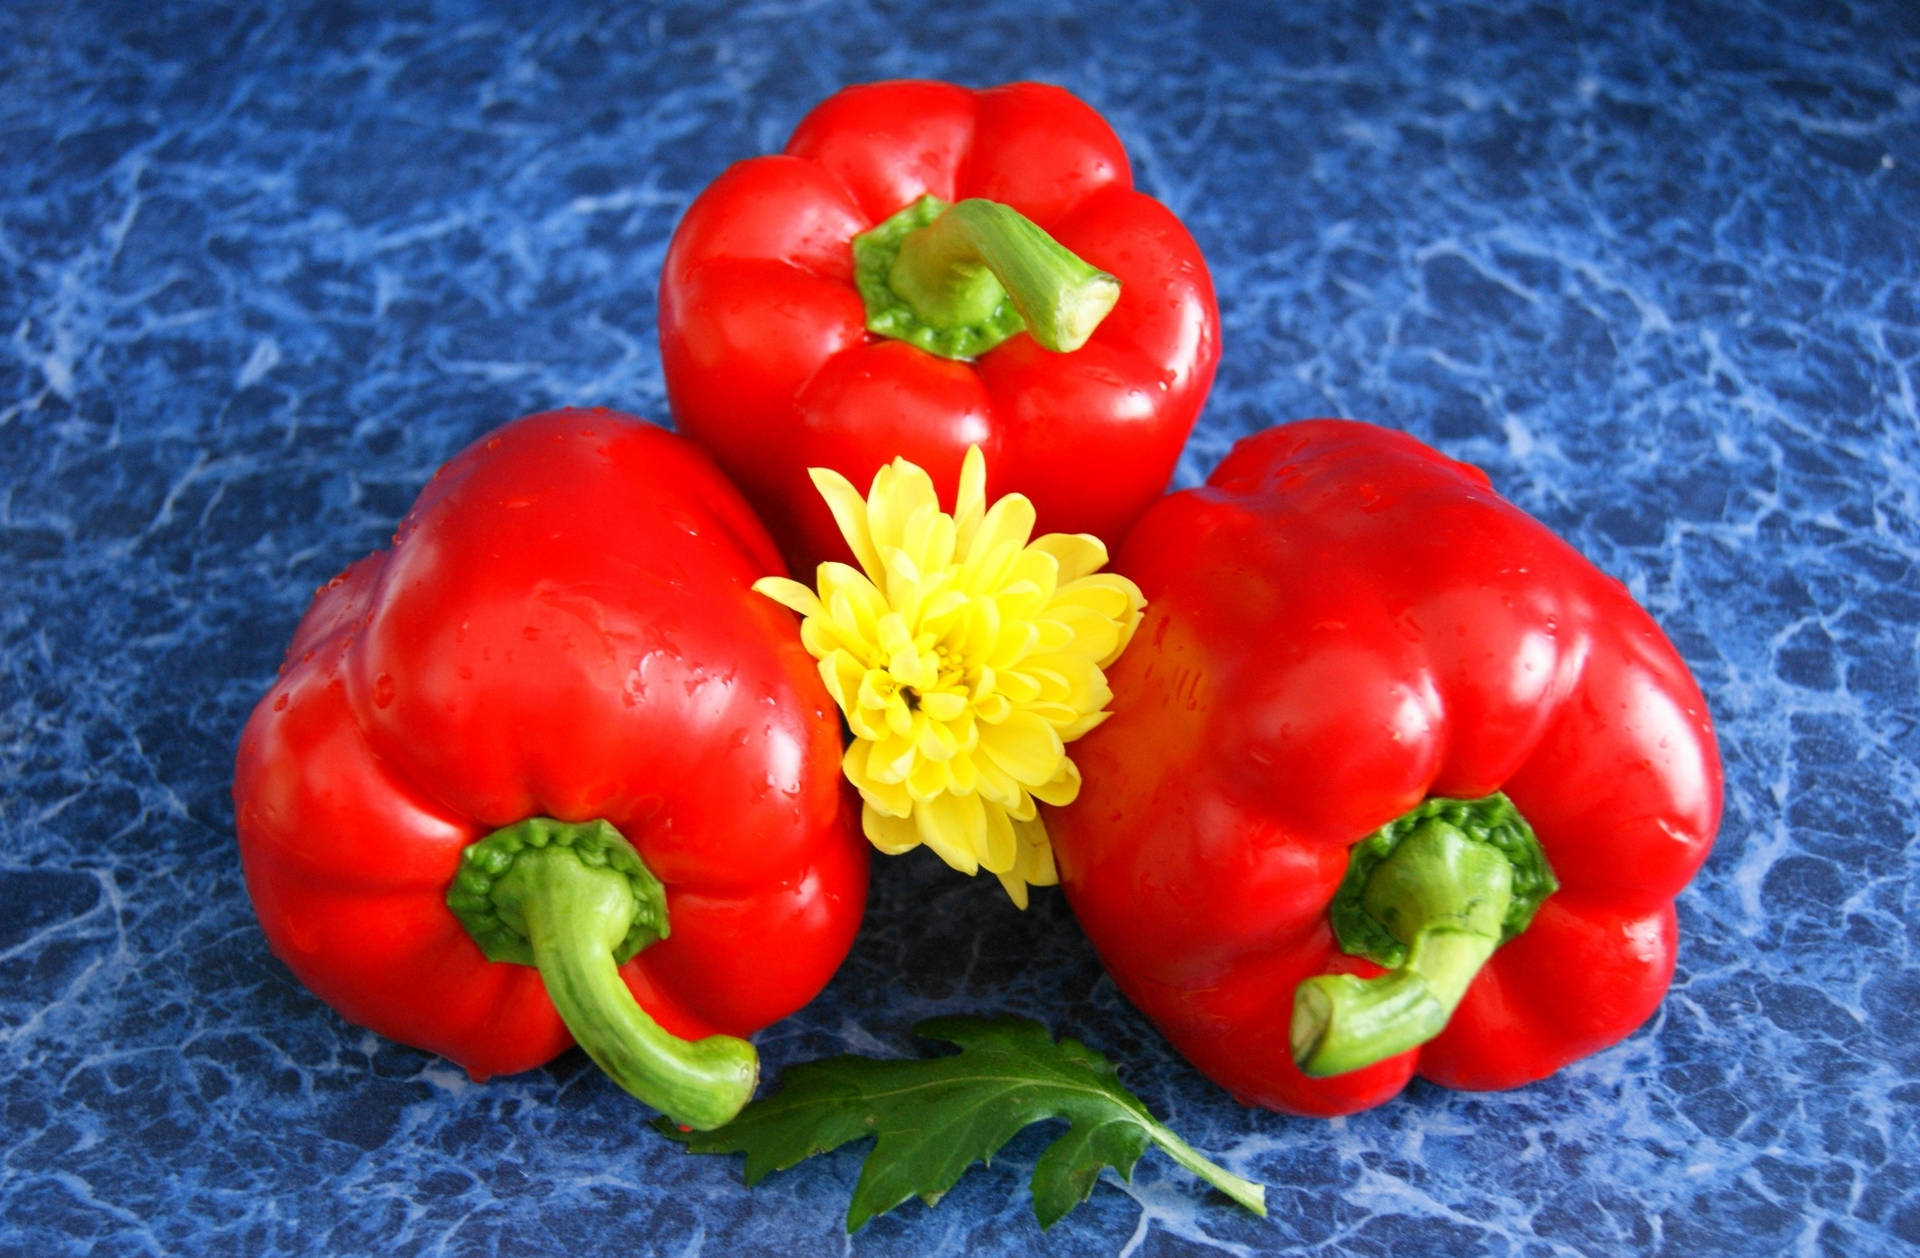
left=1050, top=420, right=1721, bottom=1117
left=659, top=78, right=1219, bottom=572
left=233, top=409, right=868, bottom=1081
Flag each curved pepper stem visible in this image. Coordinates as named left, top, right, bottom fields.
left=852, top=194, right=1120, bottom=360
left=1291, top=794, right=1557, bottom=1078
left=448, top=818, right=758, bottom=1130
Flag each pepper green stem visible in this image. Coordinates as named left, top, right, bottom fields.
left=852, top=194, right=1120, bottom=360
left=1291, top=796, right=1557, bottom=1078
left=448, top=818, right=757, bottom=1130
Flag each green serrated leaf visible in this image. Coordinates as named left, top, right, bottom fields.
left=1030, top=1114, right=1152, bottom=1230
left=662, top=1015, right=1267, bottom=1231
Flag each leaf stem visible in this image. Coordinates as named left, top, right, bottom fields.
left=1145, top=1121, right=1269, bottom=1217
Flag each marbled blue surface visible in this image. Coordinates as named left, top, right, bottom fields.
left=3, top=1, right=1916, bottom=1254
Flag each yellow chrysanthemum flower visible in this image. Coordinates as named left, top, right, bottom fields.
left=753, top=448, right=1145, bottom=908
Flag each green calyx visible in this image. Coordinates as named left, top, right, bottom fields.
left=1291, top=793, right=1557, bottom=1078
left=1328, top=794, right=1557, bottom=968
left=448, top=817, right=757, bottom=1130
left=852, top=195, right=1120, bottom=361
left=450, top=817, right=668, bottom=966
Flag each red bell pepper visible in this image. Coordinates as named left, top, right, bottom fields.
left=232, top=409, right=868, bottom=1129
left=659, top=78, right=1219, bottom=573
left=1050, top=420, right=1722, bottom=1117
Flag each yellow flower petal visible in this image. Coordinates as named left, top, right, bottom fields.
left=978, top=710, right=1065, bottom=785
left=1014, top=813, right=1058, bottom=885
left=811, top=467, right=884, bottom=581
left=867, top=459, right=940, bottom=564
left=863, top=805, right=923, bottom=855
left=868, top=733, right=916, bottom=783
left=946, top=746, right=979, bottom=793
left=905, top=502, right=956, bottom=575
left=1031, top=532, right=1109, bottom=584
left=968, top=494, right=1037, bottom=565
left=920, top=689, right=967, bottom=722
left=995, top=669, right=1043, bottom=706
left=980, top=802, right=1018, bottom=875
left=918, top=588, right=971, bottom=636
left=845, top=743, right=912, bottom=817
left=751, top=576, right=824, bottom=618
left=1031, top=619, right=1075, bottom=654
left=1028, top=757, right=1082, bottom=807
left=1027, top=654, right=1104, bottom=711
left=1055, top=707, right=1113, bottom=743
left=907, top=752, right=950, bottom=801
left=995, top=814, right=1059, bottom=908
left=915, top=713, right=959, bottom=762
left=819, top=653, right=861, bottom=711
left=973, top=692, right=1012, bottom=724
left=954, top=445, right=988, bottom=545
left=917, top=790, right=984, bottom=874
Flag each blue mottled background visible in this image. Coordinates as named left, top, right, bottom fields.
left=3, top=1, right=1917, bottom=1254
